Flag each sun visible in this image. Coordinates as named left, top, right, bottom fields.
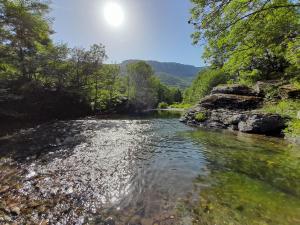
left=104, top=2, right=124, bottom=27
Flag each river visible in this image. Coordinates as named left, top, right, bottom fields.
left=0, top=112, right=299, bottom=224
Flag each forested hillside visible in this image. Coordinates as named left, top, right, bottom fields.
left=121, top=60, right=204, bottom=88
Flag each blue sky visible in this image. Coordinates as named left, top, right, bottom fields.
left=50, top=0, right=205, bottom=67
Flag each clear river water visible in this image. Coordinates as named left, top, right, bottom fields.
left=0, top=112, right=300, bottom=225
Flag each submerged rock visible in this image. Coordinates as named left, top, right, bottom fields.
left=181, top=84, right=287, bottom=136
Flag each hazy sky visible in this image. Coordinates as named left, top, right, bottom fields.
left=50, top=0, right=205, bottom=67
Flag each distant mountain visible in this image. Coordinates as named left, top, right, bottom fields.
left=120, top=60, right=205, bottom=89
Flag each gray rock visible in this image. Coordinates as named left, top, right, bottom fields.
left=254, top=80, right=287, bottom=95
left=181, top=84, right=287, bottom=136
left=238, top=114, right=286, bottom=134
left=200, top=94, right=262, bottom=110
left=278, top=84, right=300, bottom=99
left=104, top=217, right=115, bottom=225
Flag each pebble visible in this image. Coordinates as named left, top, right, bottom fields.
left=104, top=217, right=115, bottom=225
left=0, top=215, right=12, bottom=222
left=39, top=219, right=49, bottom=225
left=66, top=187, right=74, bottom=194
left=26, top=170, right=37, bottom=179
left=10, top=206, right=21, bottom=215
left=0, top=186, right=10, bottom=194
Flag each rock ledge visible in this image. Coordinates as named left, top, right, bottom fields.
left=181, top=85, right=287, bottom=135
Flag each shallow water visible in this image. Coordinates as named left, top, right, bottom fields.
left=0, top=113, right=299, bottom=224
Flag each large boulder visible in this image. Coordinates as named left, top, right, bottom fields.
left=181, top=83, right=287, bottom=136
left=200, top=94, right=263, bottom=110
left=238, top=113, right=286, bottom=135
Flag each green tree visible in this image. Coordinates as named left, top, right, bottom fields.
left=190, top=0, right=300, bottom=83
left=39, top=43, right=70, bottom=88
left=127, top=61, right=158, bottom=110
left=184, top=68, right=229, bottom=104
left=0, top=0, right=52, bottom=79
left=70, top=44, right=106, bottom=88
left=92, top=64, right=121, bottom=111
left=170, top=87, right=183, bottom=103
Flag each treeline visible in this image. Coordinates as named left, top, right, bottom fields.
left=0, top=0, right=182, bottom=115
left=184, top=0, right=300, bottom=104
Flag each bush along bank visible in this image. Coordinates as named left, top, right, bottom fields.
left=180, top=82, right=300, bottom=138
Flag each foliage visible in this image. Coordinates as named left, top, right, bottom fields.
left=90, top=64, right=123, bottom=111
left=184, top=68, right=229, bottom=104
left=294, top=81, right=300, bottom=89
left=0, top=1, right=183, bottom=115
left=0, top=0, right=52, bottom=79
left=262, top=100, right=300, bottom=118
left=195, top=112, right=207, bottom=122
left=169, top=103, right=192, bottom=109
left=158, top=102, right=168, bottom=109
left=262, top=99, right=300, bottom=137
left=286, top=37, right=300, bottom=70
left=125, top=61, right=184, bottom=111
left=126, top=61, right=158, bottom=110
left=285, top=119, right=300, bottom=137
left=190, top=0, right=300, bottom=83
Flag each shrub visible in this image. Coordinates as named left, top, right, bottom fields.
left=262, top=100, right=300, bottom=118
left=184, top=68, right=230, bottom=104
left=262, top=100, right=300, bottom=137
left=169, top=103, right=192, bottom=109
left=285, top=119, right=300, bottom=137
left=158, top=102, right=168, bottom=109
left=195, top=112, right=207, bottom=122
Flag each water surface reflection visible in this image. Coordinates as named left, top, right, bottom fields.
left=0, top=115, right=299, bottom=224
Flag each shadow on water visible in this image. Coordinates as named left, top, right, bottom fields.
left=0, top=120, right=92, bottom=162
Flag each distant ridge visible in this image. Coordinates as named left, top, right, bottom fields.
left=120, top=60, right=205, bottom=88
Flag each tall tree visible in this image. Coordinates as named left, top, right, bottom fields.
left=70, top=44, right=106, bottom=88
left=91, top=64, right=120, bottom=110
left=0, top=0, right=52, bottom=79
left=39, top=43, right=70, bottom=88
left=127, top=61, right=157, bottom=110
left=190, top=0, right=300, bottom=82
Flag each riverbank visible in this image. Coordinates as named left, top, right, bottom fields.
left=181, top=82, right=300, bottom=141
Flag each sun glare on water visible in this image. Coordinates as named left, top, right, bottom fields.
left=104, top=2, right=124, bottom=27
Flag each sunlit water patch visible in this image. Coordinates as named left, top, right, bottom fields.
left=0, top=115, right=299, bottom=224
